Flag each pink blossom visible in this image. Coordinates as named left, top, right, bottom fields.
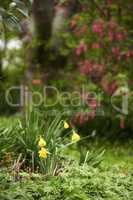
left=80, top=61, right=105, bottom=77
left=115, top=32, right=125, bottom=41
left=75, top=40, right=88, bottom=56
left=126, top=50, right=133, bottom=59
left=112, top=47, right=120, bottom=59
left=92, top=20, right=104, bottom=38
left=79, top=113, right=85, bottom=125
left=92, top=43, right=100, bottom=49
left=89, top=99, right=97, bottom=110
left=108, top=31, right=114, bottom=41
left=88, top=111, right=96, bottom=120
left=74, top=112, right=85, bottom=125
left=79, top=60, right=93, bottom=75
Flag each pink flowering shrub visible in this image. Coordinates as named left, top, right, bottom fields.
left=60, top=1, right=133, bottom=137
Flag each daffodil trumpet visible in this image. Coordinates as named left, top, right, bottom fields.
left=63, top=121, right=70, bottom=129
left=38, top=136, right=46, bottom=148
left=71, top=130, right=80, bottom=143
left=38, top=147, right=49, bottom=159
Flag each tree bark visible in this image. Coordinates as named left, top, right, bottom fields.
left=26, top=0, right=54, bottom=81
left=26, top=0, right=80, bottom=82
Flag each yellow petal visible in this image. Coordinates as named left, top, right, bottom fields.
left=38, top=136, right=46, bottom=148
left=39, top=148, right=49, bottom=158
left=64, top=121, right=69, bottom=129
left=72, top=130, right=80, bottom=143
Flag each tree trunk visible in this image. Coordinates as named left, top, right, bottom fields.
left=26, top=0, right=80, bottom=82
left=26, top=0, right=54, bottom=82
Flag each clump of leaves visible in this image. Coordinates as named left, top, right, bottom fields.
left=12, top=108, right=65, bottom=174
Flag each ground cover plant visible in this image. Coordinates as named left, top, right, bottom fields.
left=0, top=157, right=133, bottom=200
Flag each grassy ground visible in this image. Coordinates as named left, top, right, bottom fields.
left=102, top=143, right=133, bottom=170
left=63, top=139, right=133, bottom=170
left=89, top=140, right=133, bottom=171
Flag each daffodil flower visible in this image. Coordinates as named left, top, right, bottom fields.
left=38, top=136, right=46, bottom=148
left=72, top=130, right=80, bottom=143
left=39, top=148, right=49, bottom=158
left=64, top=121, right=69, bottom=129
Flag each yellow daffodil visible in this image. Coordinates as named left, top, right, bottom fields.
left=39, top=148, right=49, bottom=158
left=38, top=136, right=46, bottom=148
left=64, top=121, right=69, bottom=129
left=72, top=130, right=80, bottom=143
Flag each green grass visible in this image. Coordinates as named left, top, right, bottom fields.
left=0, top=116, right=19, bottom=127
left=62, top=139, right=133, bottom=170
left=85, top=139, right=133, bottom=172
left=103, top=145, right=133, bottom=169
